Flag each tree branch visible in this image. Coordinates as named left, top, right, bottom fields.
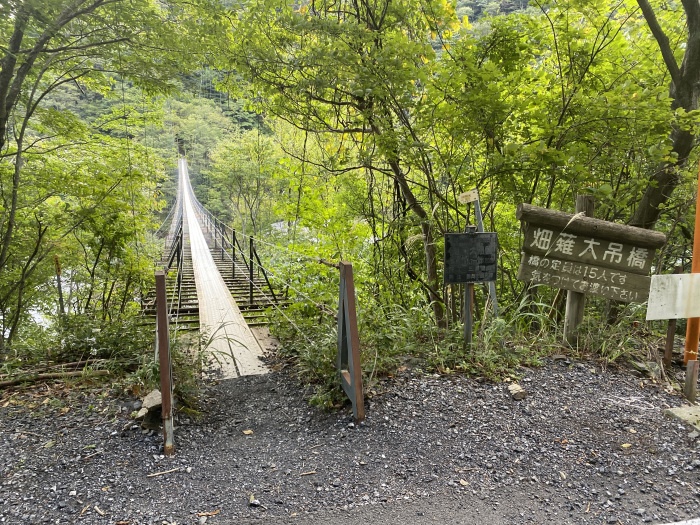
left=636, top=0, right=681, bottom=87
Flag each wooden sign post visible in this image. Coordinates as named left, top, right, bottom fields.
left=155, top=270, right=175, bottom=456
left=563, top=196, right=594, bottom=343
left=516, top=202, right=666, bottom=344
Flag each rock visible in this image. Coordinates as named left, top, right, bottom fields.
left=142, top=390, right=162, bottom=411
left=199, top=517, right=207, bottom=525
left=508, top=383, right=528, bottom=400
left=135, top=407, right=148, bottom=420
left=249, top=498, right=261, bottom=507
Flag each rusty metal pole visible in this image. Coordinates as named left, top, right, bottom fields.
left=683, top=162, right=700, bottom=400
left=249, top=236, right=254, bottom=305
left=338, top=262, right=365, bottom=422
left=232, top=230, right=236, bottom=279
left=155, top=270, right=175, bottom=456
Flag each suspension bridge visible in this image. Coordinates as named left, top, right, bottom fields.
left=147, top=158, right=285, bottom=379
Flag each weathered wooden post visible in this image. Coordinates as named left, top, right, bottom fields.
left=155, top=270, right=175, bottom=456
left=563, top=196, right=595, bottom=344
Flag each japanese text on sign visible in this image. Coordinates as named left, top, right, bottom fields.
left=526, top=227, right=652, bottom=272
left=517, top=255, right=648, bottom=303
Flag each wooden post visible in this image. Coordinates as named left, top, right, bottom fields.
left=563, top=195, right=595, bottom=345
left=665, top=318, right=677, bottom=369
left=663, top=266, right=683, bottom=369
left=155, top=270, right=175, bottom=456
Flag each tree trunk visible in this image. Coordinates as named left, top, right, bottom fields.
left=388, top=159, right=446, bottom=328
left=630, top=0, right=700, bottom=228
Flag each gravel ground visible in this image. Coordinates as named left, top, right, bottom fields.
left=1, top=357, right=699, bottom=525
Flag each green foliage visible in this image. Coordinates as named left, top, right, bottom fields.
left=53, top=315, right=152, bottom=367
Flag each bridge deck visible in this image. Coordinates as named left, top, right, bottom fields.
left=179, top=159, right=268, bottom=378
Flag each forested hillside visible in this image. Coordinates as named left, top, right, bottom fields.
left=456, top=0, right=530, bottom=19
left=1, top=0, right=698, bottom=398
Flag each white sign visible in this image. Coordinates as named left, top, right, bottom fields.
left=646, top=274, right=700, bottom=320
left=458, top=189, right=479, bottom=204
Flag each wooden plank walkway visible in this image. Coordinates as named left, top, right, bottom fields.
left=179, top=159, right=268, bottom=378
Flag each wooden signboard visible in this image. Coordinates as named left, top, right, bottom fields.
left=516, top=204, right=666, bottom=303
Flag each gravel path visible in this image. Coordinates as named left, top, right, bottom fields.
left=1, top=357, right=699, bottom=525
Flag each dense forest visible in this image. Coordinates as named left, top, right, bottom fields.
left=1, top=0, right=698, bottom=399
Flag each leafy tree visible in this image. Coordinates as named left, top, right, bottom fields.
left=222, top=0, right=463, bottom=326
left=0, top=0, right=226, bottom=350
left=630, top=0, right=700, bottom=228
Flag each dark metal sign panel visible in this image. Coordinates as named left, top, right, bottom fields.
left=444, top=232, right=498, bottom=284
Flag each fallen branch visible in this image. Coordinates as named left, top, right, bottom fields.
left=0, top=359, right=106, bottom=378
left=146, top=467, right=180, bottom=478
left=0, top=370, right=110, bottom=389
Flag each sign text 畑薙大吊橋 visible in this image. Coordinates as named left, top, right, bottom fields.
left=516, top=204, right=666, bottom=303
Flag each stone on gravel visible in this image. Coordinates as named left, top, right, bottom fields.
left=507, top=383, right=527, bottom=400
left=665, top=404, right=700, bottom=430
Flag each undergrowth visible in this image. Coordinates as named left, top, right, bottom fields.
left=269, top=296, right=562, bottom=410
left=1, top=314, right=204, bottom=414
left=269, top=291, right=670, bottom=411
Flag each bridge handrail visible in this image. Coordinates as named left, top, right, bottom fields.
left=188, top=196, right=280, bottom=305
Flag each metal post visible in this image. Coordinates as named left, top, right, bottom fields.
left=464, top=225, right=477, bottom=345
left=473, top=198, right=498, bottom=317
left=155, top=270, right=175, bottom=456
left=249, top=236, right=254, bottom=305
left=563, top=195, right=595, bottom=345
left=232, top=230, right=236, bottom=279
left=338, top=262, right=365, bottom=422
left=685, top=163, right=700, bottom=364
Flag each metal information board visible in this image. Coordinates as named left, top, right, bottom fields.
left=444, top=232, right=498, bottom=284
